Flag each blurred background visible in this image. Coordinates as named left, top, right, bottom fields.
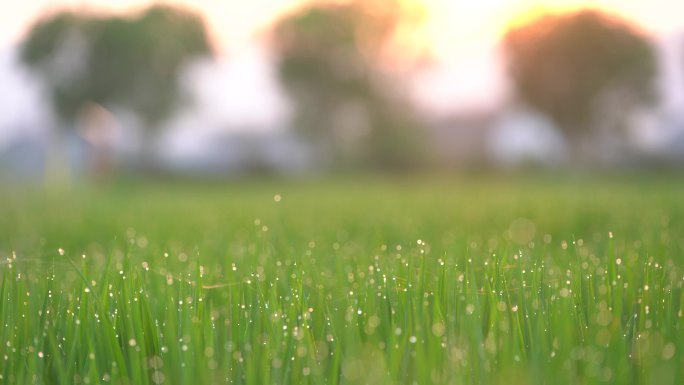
left=1, top=0, right=684, bottom=182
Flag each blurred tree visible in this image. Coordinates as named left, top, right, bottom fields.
left=503, top=10, right=657, bottom=160
left=21, top=12, right=92, bottom=123
left=21, top=5, right=212, bottom=171
left=271, top=0, right=428, bottom=170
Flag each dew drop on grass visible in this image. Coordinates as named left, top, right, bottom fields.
left=466, top=304, right=475, bottom=315
left=152, top=371, right=165, bottom=384
left=204, top=347, right=214, bottom=358
left=431, top=322, right=445, bottom=337
left=496, top=302, right=507, bottom=312
left=149, top=356, right=164, bottom=369
left=128, top=339, right=136, bottom=347
left=662, top=343, right=676, bottom=360
left=409, top=336, right=417, bottom=344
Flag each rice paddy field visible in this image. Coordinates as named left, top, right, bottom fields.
left=1, top=176, right=684, bottom=385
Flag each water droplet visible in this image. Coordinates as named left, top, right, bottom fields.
left=151, top=371, right=165, bottom=384
left=662, top=343, right=676, bottom=360
left=431, top=322, right=445, bottom=337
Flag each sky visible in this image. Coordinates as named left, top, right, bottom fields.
left=1, top=0, right=683, bottom=151
left=3, top=0, right=684, bottom=50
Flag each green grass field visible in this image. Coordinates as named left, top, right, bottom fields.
left=1, top=176, right=683, bottom=384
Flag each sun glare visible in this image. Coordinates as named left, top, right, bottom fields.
left=409, top=0, right=680, bottom=61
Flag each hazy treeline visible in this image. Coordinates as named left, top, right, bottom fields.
left=14, top=1, right=680, bottom=175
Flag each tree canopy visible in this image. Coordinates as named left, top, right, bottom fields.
left=271, top=0, right=427, bottom=170
left=21, top=5, right=213, bottom=129
left=503, top=10, right=657, bottom=149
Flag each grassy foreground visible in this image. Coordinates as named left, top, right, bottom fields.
left=1, top=177, right=683, bottom=384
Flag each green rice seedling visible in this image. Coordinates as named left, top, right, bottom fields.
left=0, top=177, right=683, bottom=384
